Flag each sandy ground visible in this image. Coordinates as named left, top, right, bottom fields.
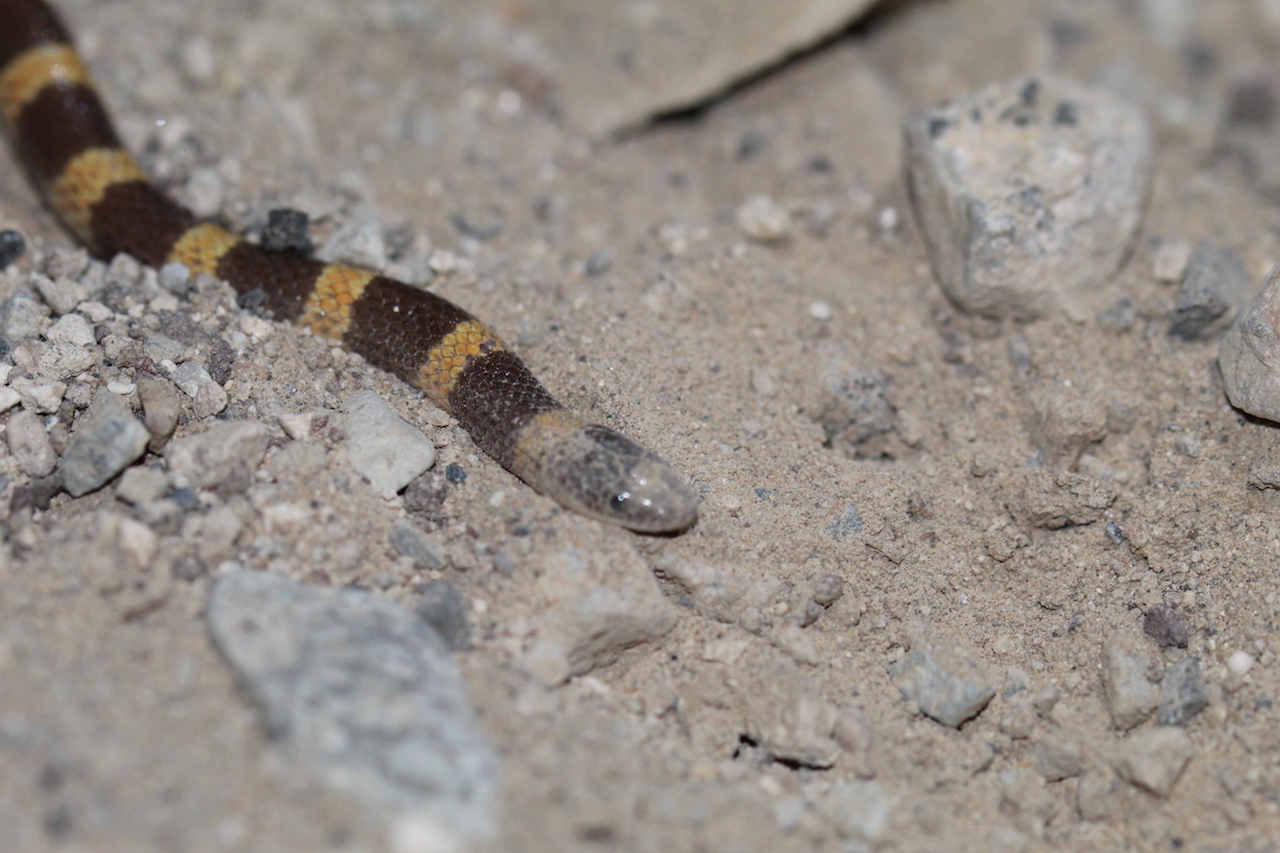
left=3, top=0, right=1280, bottom=850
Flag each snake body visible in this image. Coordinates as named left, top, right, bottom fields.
left=0, top=0, right=697, bottom=532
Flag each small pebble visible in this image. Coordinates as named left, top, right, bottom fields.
left=262, top=208, right=314, bottom=254
left=811, top=574, right=845, bottom=606
left=808, top=300, right=833, bottom=321
left=59, top=393, right=150, bottom=497
left=158, top=262, right=192, bottom=295
left=1143, top=604, right=1190, bottom=649
left=1100, top=639, right=1157, bottom=730
left=391, top=520, right=447, bottom=571
left=890, top=648, right=995, bottom=728
left=1158, top=657, right=1210, bottom=726
left=415, top=580, right=472, bottom=652
left=735, top=194, right=792, bottom=242
left=207, top=570, right=497, bottom=834
left=1111, top=727, right=1194, bottom=798
left=165, top=420, right=270, bottom=496
left=0, top=229, right=25, bottom=269
left=1227, top=650, right=1254, bottom=677
left=1152, top=239, right=1192, bottom=282
left=6, top=409, right=57, bottom=477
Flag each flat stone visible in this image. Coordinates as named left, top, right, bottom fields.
left=6, top=408, right=57, bottom=477
left=814, top=780, right=892, bottom=844
left=1158, top=656, right=1210, bottom=727
left=1032, top=739, right=1085, bottom=781
left=521, top=543, right=677, bottom=684
left=1111, top=727, right=1194, bottom=798
left=207, top=570, right=497, bottom=835
left=165, top=420, right=270, bottom=496
left=342, top=391, right=436, bottom=499
left=59, top=393, right=150, bottom=497
left=1100, top=639, right=1157, bottom=730
left=1007, top=469, right=1116, bottom=529
left=513, top=0, right=879, bottom=137
left=1169, top=243, right=1253, bottom=341
left=906, top=74, right=1152, bottom=319
left=414, top=580, right=472, bottom=653
left=741, top=667, right=840, bottom=768
left=1221, top=263, right=1280, bottom=423
left=0, top=287, right=50, bottom=340
left=890, top=648, right=995, bottom=728
left=391, top=521, right=447, bottom=571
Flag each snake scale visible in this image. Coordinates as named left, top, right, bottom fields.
left=0, top=0, right=698, bottom=532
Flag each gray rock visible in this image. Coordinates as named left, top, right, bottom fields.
left=169, top=361, right=228, bottom=418
left=1111, top=727, right=1194, bottom=797
left=1158, top=656, right=1210, bottom=727
left=414, top=580, right=471, bottom=652
left=32, top=273, right=87, bottom=316
left=135, top=376, right=182, bottom=451
left=342, top=391, right=436, bottom=499
left=1008, top=469, right=1116, bottom=529
left=44, top=313, right=95, bottom=346
left=36, top=342, right=95, bottom=381
left=521, top=544, right=677, bottom=684
left=59, top=393, right=150, bottom=497
left=390, top=520, right=446, bottom=571
left=656, top=559, right=746, bottom=621
left=741, top=668, right=840, bottom=768
left=890, top=649, right=995, bottom=728
left=0, top=288, right=51, bottom=340
left=6, top=409, right=57, bottom=477
left=165, top=420, right=270, bottom=496
left=1032, top=739, right=1085, bottom=781
left=906, top=74, right=1152, bottom=319
left=207, top=570, right=497, bottom=835
left=528, top=0, right=878, bottom=137
left=1169, top=244, right=1253, bottom=340
left=9, top=377, right=66, bottom=413
left=816, top=366, right=895, bottom=454
left=318, top=208, right=388, bottom=270
left=1221, top=263, right=1280, bottom=423
left=814, top=780, right=892, bottom=844
left=1100, top=639, right=1157, bottom=730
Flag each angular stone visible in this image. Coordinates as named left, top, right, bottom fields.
left=207, top=570, right=497, bottom=836
left=1157, top=656, right=1210, bottom=727
left=342, top=391, right=436, bottom=499
left=814, top=780, right=892, bottom=843
left=1221, top=263, right=1280, bottom=423
left=1169, top=243, right=1253, bottom=341
left=890, top=648, right=995, bottom=728
left=906, top=74, right=1152, bottom=319
left=1111, top=727, right=1194, bottom=797
left=1008, top=469, right=1116, bottom=529
left=60, top=393, right=150, bottom=496
left=522, top=543, right=677, bottom=684
left=165, top=420, right=270, bottom=496
left=523, top=0, right=879, bottom=137
left=1100, top=639, right=1157, bottom=731
left=6, top=408, right=56, bottom=477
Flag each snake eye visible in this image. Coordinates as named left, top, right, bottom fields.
left=609, top=491, right=631, bottom=513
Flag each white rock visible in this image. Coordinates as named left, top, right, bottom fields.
left=45, top=313, right=96, bottom=347
left=736, top=194, right=792, bottom=242
left=1227, top=650, right=1255, bottom=677
left=905, top=74, right=1152, bottom=318
left=341, top=391, right=436, bottom=499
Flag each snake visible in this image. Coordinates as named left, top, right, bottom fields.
left=0, top=0, right=698, bottom=532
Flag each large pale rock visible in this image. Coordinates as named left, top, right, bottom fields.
left=516, top=0, right=878, bottom=137
left=1220, top=263, right=1280, bottom=423
left=906, top=74, right=1152, bottom=319
left=522, top=543, right=678, bottom=684
left=208, top=570, right=498, bottom=835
